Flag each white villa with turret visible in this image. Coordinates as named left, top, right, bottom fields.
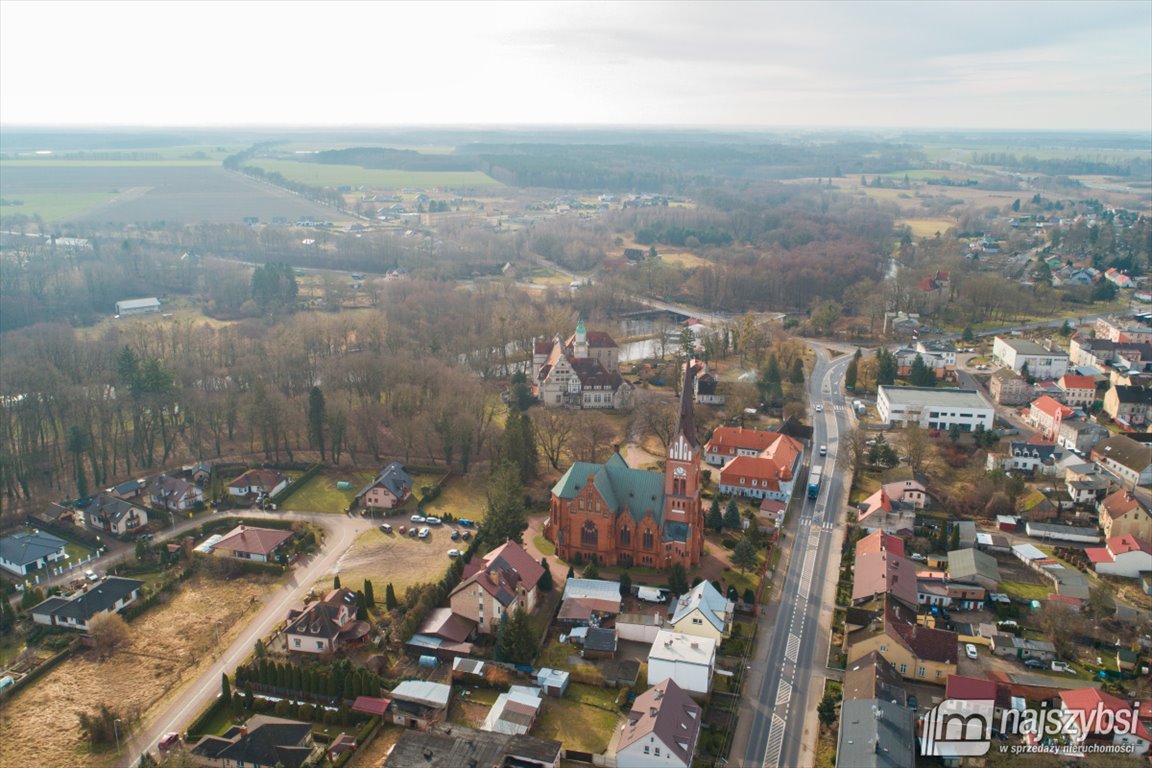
left=532, top=320, right=632, bottom=409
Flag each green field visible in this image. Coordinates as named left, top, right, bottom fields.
left=534, top=684, right=622, bottom=754
left=281, top=469, right=378, bottom=513
left=0, top=192, right=118, bottom=221
left=242, top=159, right=501, bottom=189
left=0, top=159, right=221, bottom=168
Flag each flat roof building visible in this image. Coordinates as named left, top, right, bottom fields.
left=877, top=386, right=995, bottom=432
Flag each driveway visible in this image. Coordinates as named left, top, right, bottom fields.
left=123, top=510, right=371, bottom=766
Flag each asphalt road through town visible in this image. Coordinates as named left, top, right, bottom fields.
left=739, top=348, right=853, bottom=768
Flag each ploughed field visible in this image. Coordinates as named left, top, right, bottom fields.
left=0, top=163, right=355, bottom=224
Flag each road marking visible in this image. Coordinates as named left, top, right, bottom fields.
left=775, top=679, right=793, bottom=707
left=763, top=713, right=787, bottom=768
left=786, top=633, right=801, bottom=662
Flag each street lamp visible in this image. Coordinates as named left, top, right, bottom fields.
left=114, top=718, right=122, bottom=754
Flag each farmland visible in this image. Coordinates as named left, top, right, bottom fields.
left=242, top=158, right=501, bottom=190
left=0, top=164, right=356, bottom=224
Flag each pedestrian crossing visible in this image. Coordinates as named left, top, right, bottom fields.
left=763, top=714, right=787, bottom=768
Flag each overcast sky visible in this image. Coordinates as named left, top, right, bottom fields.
left=2, top=0, right=1150, bottom=131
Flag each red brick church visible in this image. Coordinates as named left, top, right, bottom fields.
left=545, top=365, right=705, bottom=569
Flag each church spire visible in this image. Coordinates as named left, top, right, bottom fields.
left=677, top=362, right=700, bottom=448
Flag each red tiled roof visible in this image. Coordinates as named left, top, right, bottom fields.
left=705, top=426, right=779, bottom=455
left=720, top=455, right=786, bottom=486
left=856, top=530, right=906, bottom=558
left=885, top=601, right=958, bottom=664
left=214, top=525, right=293, bottom=556
left=451, top=541, right=545, bottom=607
left=351, top=696, right=390, bottom=716
left=226, top=468, right=286, bottom=491
left=946, top=674, right=997, bottom=701
left=1060, top=688, right=1152, bottom=742
left=1099, top=491, right=1148, bottom=519
left=853, top=539, right=919, bottom=608
left=1084, top=547, right=1114, bottom=565
left=1107, top=534, right=1151, bottom=555
left=1031, top=395, right=1074, bottom=420
left=1059, top=374, right=1096, bottom=391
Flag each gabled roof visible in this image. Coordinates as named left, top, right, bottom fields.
left=1098, top=490, right=1149, bottom=519
left=670, top=580, right=731, bottom=633
left=721, top=454, right=788, bottom=485
left=705, top=426, right=780, bottom=455
left=191, top=715, right=314, bottom=768
left=450, top=540, right=545, bottom=608
left=884, top=601, right=958, bottom=664
left=1059, top=688, right=1152, bottom=742
left=214, top=525, right=293, bottom=557
left=1107, top=534, right=1151, bottom=556
left=481, top=690, right=542, bottom=735
left=0, top=530, right=66, bottom=567
left=355, top=462, right=414, bottom=501
left=1111, top=384, right=1152, bottom=405
left=1030, top=395, right=1074, bottom=420
left=227, top=468, right=287, bottom=491
left=417, top=607, right=476, bottom=643
left=86, top=494, right=147, bottom=526
left=619, top=679, right=701, bottom=765
left=853, top=532, right=918, bottom=607
left=947, top=548, right=1001, bottom=583
left=1092, top=436, right=1152, bottom=473
left=153, top=474, right=198, bottom=498
left=552, top=452, right=666, bottom=527
left=286, top=588, right=357, bottom=641
left=1059, top=374, right=1096, bottom=391
left=843, top=650, right=906, bottom=705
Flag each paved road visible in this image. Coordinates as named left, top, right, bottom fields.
left=120, top=510, right=371, bottom=767
left=737, top=348, right=853, bottom=768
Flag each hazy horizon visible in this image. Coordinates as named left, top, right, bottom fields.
left=2, top=0, right=1150, bottom=133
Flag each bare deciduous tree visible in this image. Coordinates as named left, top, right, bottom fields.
left=88, top=612, right=130, bottom=658
left=531, top=409, right=576, bottom=470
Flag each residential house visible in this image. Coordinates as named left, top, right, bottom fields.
left=1028, top=396, right=1075, bottom=440
left=694, top=372, right=725, bottom=405
left=558, top=578, right=622, bottom=626
left=851, top=531, right=919, bottom=609
left=648, top=630, right=717, bottom=696
left=284, top=588, right=369, bottom=655
left=1098, top=490, right=1152, bottom=541
left=856, top=489, right=916, bottom=535
left=835, top=699, right=916, bottom=768
left=390, top=681, right=452, bottom=730
left=1056, top=417, right=1110, bottom=453
left=879, top=467, right=929, bottom=509
left=1064, top=463, right=1108, bottom=506
left=212, top=524, right=294, bottom=563
left=1057, top=688, right=1151, bottom=756
left=846, top=600, right=959, bottom=685
left=1102, top=385, right=1151, bottom=428
left=532, top=320, right=631, bottom=409
left=947, top=547, right=1001, bottom=590
left=481, top=688, right=542, bottom=736
left=1091, top=435, right=1152, bottom=488
left=85, top=494, right=148, bottom=536
left=916, top=577, right=986, bottom=611
left=106, top=478, right=145, bottom=500
left=704, top=426, right=797, bottom=467
left=617, top=679, right=702, bottom=768
left=1104, top=268, right=1137, bottom=290
left=992, top=337, right=1070, bottom=379
left=883, top=311, right=921, bottom=338
left=188, top=462, right=213, bottom=486
left=31, top=576, right=144, bottom=630
left=449, top=541, right=545, bottom=634
left=842, top=650, right=907, bottom=705
left=1057, top=374, right=1097, bottom=408
left=383, top=726, right=561, bottom=768
left=667, top=580, right=733, bottom=642
left=1085, top=535, right=1152, bottom=579
left=150, top=474, right=205, bottom=513
left=0, top=530, right=67, bottom=576
left=1070, top=334, right=1152, bottom=369
left=876, top=386, right=995, bottom=432
left=989, top=368, right=1033, bottom=406
left=354, top=462, right=414, bottom=510
left=994, top=439, right=1063, bottom=475
left=189, top=715, right=318, bottom=768
left=1095, top=315, right=1152, bottom=344
left=944, top=674, right=1015, bottom=726
left=226, top=468, right=289, bottom=500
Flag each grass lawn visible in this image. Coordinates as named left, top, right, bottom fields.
left=1001, top=580, right=1049, bottom=601
left=0, top=192, right=121, bottom=221
left=533, top=534, right=555, bottom=557
left=419, top=473, right=489, bottom=523
left=243, top=159, right=501, bottom=189
left=282, top=468, right=378, bottom=513
left=534, top=684, right=622, bottom=754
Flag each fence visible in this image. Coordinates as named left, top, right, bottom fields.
left=15, top=549, right=106, bottom=591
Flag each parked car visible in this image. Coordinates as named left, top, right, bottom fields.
left=450, top=530, right=460, bottom=540
left=418, top=527, right=430, bottom=539
left=447, top=549, right=462, bottom=558
left=158, top=733, right=181, bottom=752
left=1024, top=658, right=1045, bottom=669
left=408, top=527, right=419, bottom=537
left=425, top=516, right=442, bottom=526
left=965, top=644, right=979, bottom=660
left=461, top=531, right=472, bottom=541
left=1051, top=661, right=1075, bottom=673
left=410, top=514, right=426, bottom=523
left=910, top=553, right=926, bottom=562
left=458, top=518, right=474, bottom=527
left=380, top=523, right=392, bottom=533
left=84, top=569, right=99, bottom=583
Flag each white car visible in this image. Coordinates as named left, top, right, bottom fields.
left=910, top=553, right=926, bottom=562
left=418, top=527, right=430, bottom=539
left=965, top=643, right=979, bottom=660
left=84, top=569, right=99, bottom=582
left=410, top=514, right=426, bottom=523
left=425, top=516, right=442, bottom=526
left=819, top=445, right=827, bottom=457
left=447, top=548, right=462, bottom=558
left=815, top=404, right=823, bottom=413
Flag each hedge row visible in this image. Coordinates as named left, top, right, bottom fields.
left=0, top=641, right=76, bottom=702
left=270, top=464, right=323, bottom=506
left=186, top=695, right=229, bottom=739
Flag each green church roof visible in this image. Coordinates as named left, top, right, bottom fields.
left=552, top=452, right=666, bottom=526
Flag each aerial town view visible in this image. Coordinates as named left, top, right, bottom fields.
left=0, top=2, right=1150, bottom=767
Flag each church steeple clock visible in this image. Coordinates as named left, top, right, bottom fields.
left=664, top=363, right=704, bottom=566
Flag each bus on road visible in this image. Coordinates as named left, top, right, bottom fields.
left=808, top=465, right=823, bottom=499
